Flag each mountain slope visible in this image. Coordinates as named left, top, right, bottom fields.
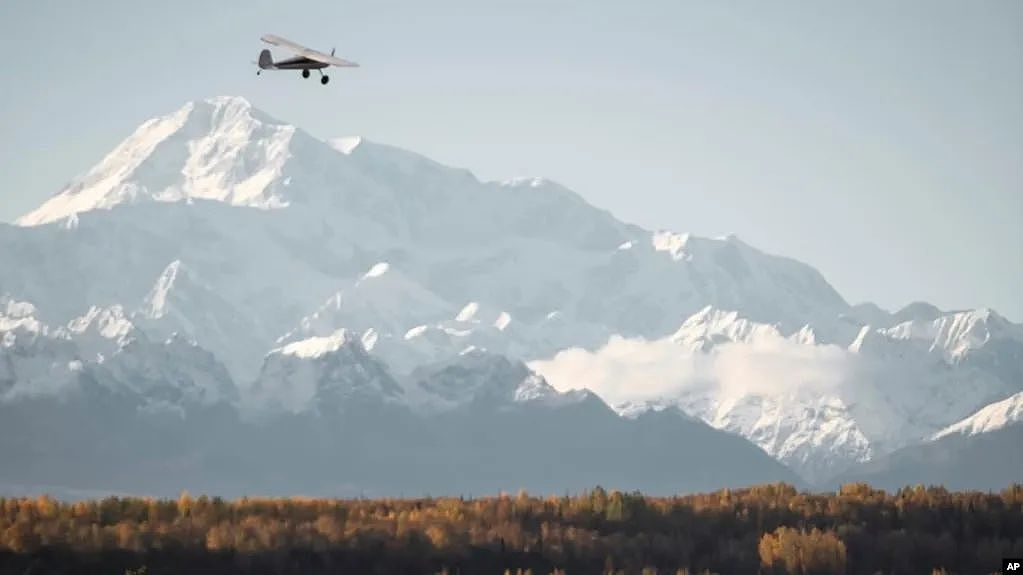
left=932, top=390, right=1023, bottom=440
left=835, top=393, right=1023, bottom=491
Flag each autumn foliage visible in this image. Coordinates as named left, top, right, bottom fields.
left=0, top=483, right=1020, bottom=574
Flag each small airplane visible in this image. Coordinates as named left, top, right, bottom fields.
left=256, top=34, right=359, bottom=85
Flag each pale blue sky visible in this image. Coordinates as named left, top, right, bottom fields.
left=1, top=0, right=1020, bottom=319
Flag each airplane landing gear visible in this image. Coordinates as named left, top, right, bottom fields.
left=302, top=69, right=310, bottom=79
left=321, top=75, right=330, bottom=85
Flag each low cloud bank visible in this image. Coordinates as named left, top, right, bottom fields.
left=529, top=332, right=856, bottom=408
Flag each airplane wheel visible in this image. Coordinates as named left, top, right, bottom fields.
left=321, top=75, right=330, bottom=85
left=302, top=69, right=310, bottom=79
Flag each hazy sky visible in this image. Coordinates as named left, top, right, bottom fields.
left=1, top=0, right=1020, bottom=319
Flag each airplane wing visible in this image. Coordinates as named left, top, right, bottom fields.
left=261, top=34, right=359, bottom=67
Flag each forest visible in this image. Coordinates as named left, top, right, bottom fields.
left=0, top=483, right=1020, bottom=574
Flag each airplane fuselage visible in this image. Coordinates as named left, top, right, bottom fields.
left=258, top=49, right=328, bottom=71
left=268, top=56, right=329, bottom=71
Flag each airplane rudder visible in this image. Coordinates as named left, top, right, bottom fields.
left=258, top=49, right=273, bottom=69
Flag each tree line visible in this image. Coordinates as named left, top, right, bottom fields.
left=0, top=482, right=1020, bottom=574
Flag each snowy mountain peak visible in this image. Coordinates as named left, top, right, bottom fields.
left=844, top=324, right=932, bottom=361
left=881, top=307, right=1020, bottom=362
left=254, top=327, right=403, bottom=415
left=650, top=231, right=756, bottom=263
left=276, top=328, right=361, bottom=359
left=680, top=306, right=739, bottom=326
left=933, top=391, right=1023, bottom=440
left=671, top=306, right=781, bottom=350
left=202, top=94, right=254, bottom=113
left=409, top=350, right=561, bottom=410
left=18, top=96, right=296, bottom=225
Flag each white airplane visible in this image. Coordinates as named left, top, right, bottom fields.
left=256, top=34, right=359, bottom=85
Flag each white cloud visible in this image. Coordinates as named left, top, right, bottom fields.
left=529, top=332, right=856, bottom=408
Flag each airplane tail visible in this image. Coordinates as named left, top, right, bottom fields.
left=257, top=49, right=274, bottom=69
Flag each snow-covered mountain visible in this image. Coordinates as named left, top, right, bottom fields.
left=0, top=302, right=799, bottom=496
left=2, top=96, right=1019, bottom=492
left=6, top=96, right=848, bottom=328
left=405, top=349, right=579, bottom=412
left=251, top=328, right=404, bottom=415
left=0, top=297, right=236, bottom=410
left=834, top=391, right=1023, bottom=491
left=532, top=303, right=1022, bottom=482
left=19, top=97, right=297, bottom=224
left=933, top=390, right=1023, bottom=440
